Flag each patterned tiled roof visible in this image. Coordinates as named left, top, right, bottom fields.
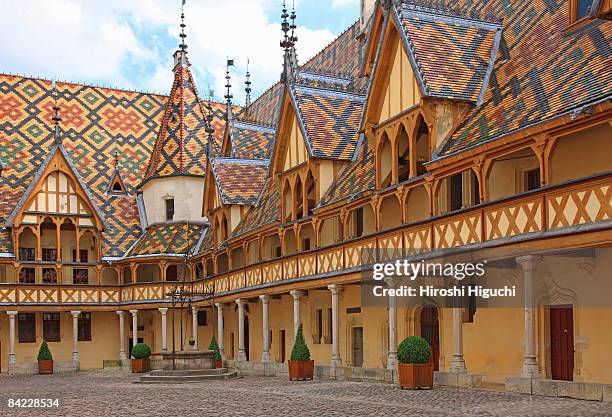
left=291, top=81, right=366, bottom=160
left=231, top=179, right=280, bottom=238
left=396, top=2, right=502, bottom=103
left=0, top=74, right=166, bottom=256
left=439, top=0, right=612, bottom=155
left=211, top=157, right=269, bottom=206
left=229, top=121, right=275, bottom=159
left=127, top=222, right=207, bottom=257
left=237, top=83, right=284, bottom=126
left=144, top=65, right=211, bottom=181
left=320, top=138, right=375, bottom=206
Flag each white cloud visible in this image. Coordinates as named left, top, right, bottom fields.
left=332, top=0, right=359, bottom=7
left=0, top=0, right=339, bottom=104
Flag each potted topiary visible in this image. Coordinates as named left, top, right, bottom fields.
left=37, top=340, right=53, bottom=375
left=208, top=336, right=222, bottom=368
left=131, top=342, right=151, bottom=373
left=397, top=336, right=433, bottom=389
left=288, top=324, right=314, bottom=381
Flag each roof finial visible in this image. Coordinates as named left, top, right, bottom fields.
left=205, top=101, right=216, bottom=155
left=280, top=0, right=298, bottom=83
left=173, top=0, right=190, bottom=68
left=113, top=150, right=120, bottom=171
left=245, top=58, right=252, bottom=108
left=224, top=58, right=234, bottom=122
left=51, top=79, right=62, bottom=145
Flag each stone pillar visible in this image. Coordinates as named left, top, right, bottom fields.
left=70, top=311, right=81, bottom=370
left=260, top=295, right=271, bottom=362
left=387, top=289, right=397, bottom=370
left=215, top=303, right=225, bottom=359
left=191, top=306, right=199, bottom=350
left=518, top=255, right=542, bottom=378
left=116, top=311, right=127, bottom=361
left=236, top=299, right=247, bottom=361
left=159, top=308, right=168, bottom=352
left=450, top=298, right=467, bottom=372
left=7, top=311, right=17, bottom=374
left=328, top=284, right=342, bottom=366
left=129, top=310, right=138, bottom=357
left=290, top=290, right=305, bottom=339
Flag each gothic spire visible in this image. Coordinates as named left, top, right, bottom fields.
left=174, top=0, right=190, bottom=69
left=51, top=80, right=62, bottom=145
left=245, top=59, right=252, bottom=108
left=225, top=59, right=234, bottom=122
left=280, top=0, right=298, bottom=83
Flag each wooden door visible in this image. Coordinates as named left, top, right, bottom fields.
left=244, top=315, right=250, bottom=361
left=420, top=306, right=440, bottom=371
left=551, top=306, right=574, bottom=381
left=352, top=327, right=364, bottom=367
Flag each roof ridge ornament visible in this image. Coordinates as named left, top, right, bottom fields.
left=280, top=0, right=298, bottom=83
left=225, top=59, right=234, bottom=122
left=51, top=79, right=62, bottom=145
left=173, top=0, right=190, bottom=69
left=245, top=58, right=252, bottom=108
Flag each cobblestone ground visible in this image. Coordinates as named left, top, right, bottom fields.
left=0, top=371, right=611, bottom=417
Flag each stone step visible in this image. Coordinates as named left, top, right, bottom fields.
left=148, top=368, right=229, bottom=377
left=136, top=371, right=239, bottom=384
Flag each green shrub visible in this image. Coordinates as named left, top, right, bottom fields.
left=208, top=336, right=222, bottom=361
left=397, top=336, right=431, bottom=364
left=37, top=340, right=53, bottom=361
left=290, top=324, right=311, bottom=361
left=131, top=343, right=151, bottom=360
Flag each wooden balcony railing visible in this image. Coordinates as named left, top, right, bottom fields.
left=1, top=172, right=610, bottom=306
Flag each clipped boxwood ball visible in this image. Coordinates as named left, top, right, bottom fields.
left=397, top=336, right=431, bottom=364
left=131, top=343, right=151, bottom=360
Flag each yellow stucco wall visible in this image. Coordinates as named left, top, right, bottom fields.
left=142, top=176, right=207, bottom=224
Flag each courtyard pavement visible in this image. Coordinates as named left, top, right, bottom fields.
left=0, top=371, right=610, bottom=416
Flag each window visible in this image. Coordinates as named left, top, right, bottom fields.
left=525, top=169, right=541, bottom=192
left=72, top=249, right=89, bottom=263
left=302, top=238, right=311, bottom=251
left=571, top=0, right=593, bottom=22
left=165, top=198, right=175, bottom=221
left=353, top=207, right=364, bottom=238
left=42, top=268, right=57, bottom=284
left=73, top=269, right=88, bottom=285
left=315, top=309, right=323, bottom=344
left=449, top=173, right=463, bottom=212
left=42, top=248, right=58, bottom=262
left=18, top=313, right=36, bottom=343
left=78, top=312, right=92, bottom=341
left=471, top=172, right=480, bottom=206
left=43, top=313, right=60, bottom=342
left=19, top=268, right=35, bottom=284
left=197, top=310, right=208, bottom=326
left=274, top=245, right=282, bottom=258
left=166, top=265, right=178, bottom=281
left=19, top=247, right=35, bottom=261
left=327, top=308, right=333, bottom=344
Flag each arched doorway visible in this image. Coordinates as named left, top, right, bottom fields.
left=420, top=305, right=439, bottom=371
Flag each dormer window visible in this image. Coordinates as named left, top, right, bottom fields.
left=570, top=0, right=593, bottom=23
left=165, top=198, right=175, bottom=221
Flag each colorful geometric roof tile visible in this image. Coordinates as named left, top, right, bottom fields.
left=126, top=222, right=207, bottom=257
left=290, top=80, right=366, bottom=160
left=237, top=83, right=284, bottom=126
left=395, top=1, right=502, bottom=103
left=229, top=121, right=275, bottom=159
left=0, top=74, right=166, bottom=257
left=210, top=157, right=269, bottom=206
left=439, top=0, right=612, bottom=155
left=320, top=138, right=375, bottom=206
left=143, top=64, right=211, bottom=181
left=231, top=179, right=280, bottom=238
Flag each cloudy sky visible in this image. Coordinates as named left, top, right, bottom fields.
left=0, top=0, right=359, bottom=103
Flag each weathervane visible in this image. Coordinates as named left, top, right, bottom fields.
left=51, top=80, right=62, bottom=144
left=245, top=59, right=252, bottom=108
left=224, top=59, right=234, bottom=121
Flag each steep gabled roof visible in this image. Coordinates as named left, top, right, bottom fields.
left=210, top=157, right=269, bottom=205
left=439, top=0, right=612, bottom=156
left=288, top=73, right=367, bottom=160
left=393, top=1, right=502, bottom=104
left=231, top=179, right=280, bottom=238
left=143, top=65, right=211, bottom=182
left=5, top=143, right=110, bottom=229
left=229, top=120, right=275, bottom=159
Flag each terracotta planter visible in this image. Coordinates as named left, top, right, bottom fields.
left=288, top=360, right=314, bottom=381
left=38, top=360, right=53, bottom=375
left=398, top=363, right=433, bottom=389
left=131, top=358, right=150, bottom=373
left=215, top=360, right=223, bottom=369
